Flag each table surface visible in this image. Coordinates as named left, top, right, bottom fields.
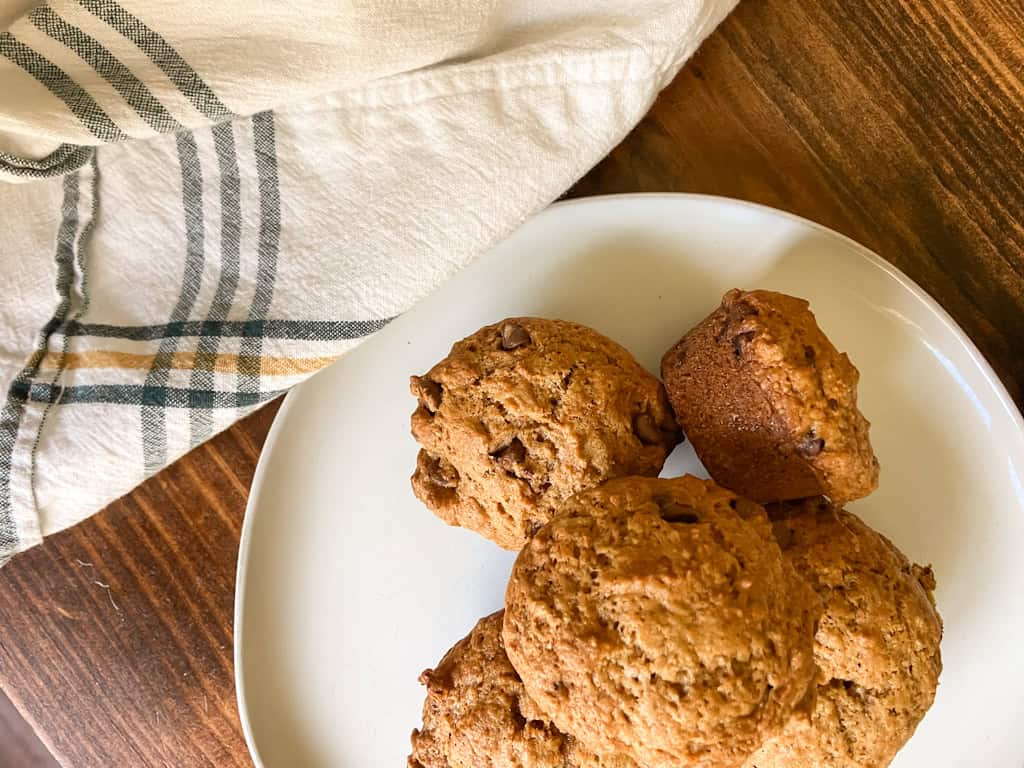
left=2, top=1, right=1022, bottom=766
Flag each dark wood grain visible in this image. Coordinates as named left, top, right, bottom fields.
left=0, top=401, right=279, bottom=767
left=0, top=1, right=1021, bottom=766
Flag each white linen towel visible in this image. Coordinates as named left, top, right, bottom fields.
left=0, top=0, right=737, bottom=564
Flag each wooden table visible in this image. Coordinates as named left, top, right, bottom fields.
left=2, top=1, right=1022, bottom=765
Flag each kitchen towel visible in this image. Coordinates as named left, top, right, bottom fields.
left=0, top=0, right=737, bottom=564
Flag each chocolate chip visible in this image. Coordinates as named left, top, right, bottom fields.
left=717, top=297, right=760, bottom=343
left=804, top=345, right=816, bottom=363
left=715, top=321, right=729, bottom=344
left=510, top=696, right=528, bottom=729
left=425, top=455, right=459, bottom=488
left=798, top=436, right=825, bottom=457
left=727, top=297, right=760, bottom=321
left=500, top=322, right=531, bottom=350
left=561, top=365, right=575, bottom=390
left=658, top=500, right=700, bottom=524
left=491, top=437, right=526, bottom=469
left=410, top=375, right=442, bottom=412
left=634, top=413, right=662, bottom=445
left=732, top=330, right=756, bottom=358
left=841, top=679, right=868, bottom=702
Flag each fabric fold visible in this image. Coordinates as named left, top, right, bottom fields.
left=0, top=0, right=737, bottom=563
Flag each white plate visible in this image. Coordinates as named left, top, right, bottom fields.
left=234, top=194, right=1024, bottom=767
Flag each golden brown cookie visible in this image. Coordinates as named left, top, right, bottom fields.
left=409, top=611, right=635, bottom=768
left=745, top=498, right=943, bottom=768
left=503, top=476, right=820, bottom=768
left=661, top=289, right=878, bottom=504
left=410, top=317, right=680, bottom=550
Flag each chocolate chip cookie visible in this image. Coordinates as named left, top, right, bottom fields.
left=409, top=611, right=635, bottom=768
left=661, top=289, right=878, bottom=504
left=410, top=317, right=680, bottom=550
left=745, top=498, right=942, bottom=768
left=502, top=475, right=820, bottom=768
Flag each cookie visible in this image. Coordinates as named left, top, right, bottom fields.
left=660, top=289, right=878, bottom=504
left=410, top=317, right=680, bottom=550
left=409, top=611, right=635, bottom=768
left=745, top=498, right=942, bottom=768
left=503, top=476, right=820, bottom=768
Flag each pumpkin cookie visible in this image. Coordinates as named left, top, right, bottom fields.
left=503, top=476, right=819, bottom=768
left=745, top=498, right=942, bottom=768
left=411, top=317, right=679, bottom=549
left=661, top=289, right=878, bottom=504
left=409, top=611, right=634, bottom=768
